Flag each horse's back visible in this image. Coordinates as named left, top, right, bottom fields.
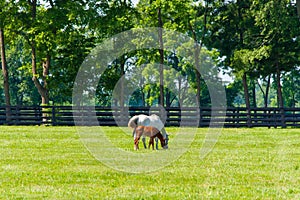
left=128, top=114, right=151, bottom=128
left=149, top=114, right=164, bottom=131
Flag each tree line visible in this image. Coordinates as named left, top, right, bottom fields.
left=1, top=0, right=300, bottom=111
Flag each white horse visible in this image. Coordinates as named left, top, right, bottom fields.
left=128, top=114, right=169, bottom=149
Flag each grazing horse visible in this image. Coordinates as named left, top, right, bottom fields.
left=128, top=114, right=169, bottom=149
left=134, top=126, right=165, bottom=150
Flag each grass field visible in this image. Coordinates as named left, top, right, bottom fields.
left=0, top=126, right=300, bottom=199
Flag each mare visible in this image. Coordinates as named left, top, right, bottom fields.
left=128, top=114, right=169, bottom=149
left=134, top=126, right=165, bottom=150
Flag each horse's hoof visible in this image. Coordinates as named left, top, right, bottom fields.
left=163, top=145, right=168, bottom=149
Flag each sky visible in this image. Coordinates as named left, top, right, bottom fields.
left=132, top=0, right=139, bottom=6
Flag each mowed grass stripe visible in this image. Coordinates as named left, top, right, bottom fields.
left=0, top=126, right=299, bottom=199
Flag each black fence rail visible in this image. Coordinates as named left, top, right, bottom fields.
left=0, top=106, right=300, bottom=128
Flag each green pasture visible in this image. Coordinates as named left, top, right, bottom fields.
left=0, top=126, right=300, bottom=199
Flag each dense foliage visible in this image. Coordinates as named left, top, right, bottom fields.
left=0, top=0, right=299, bottom=107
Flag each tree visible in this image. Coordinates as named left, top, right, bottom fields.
left=187, top=0, right=210, bottom=106
left=252, top=0, right=300, bottom=110
left=282, top=69, right=300, bottom=107
left=100, top=0, right=137, bottom=107
left=207, top=0, right=255, bottom=126
left=0, top=28, right=11, bottom=119
left=257, top=75, right=271, bottom=107
left=0, top=1, right=13, bottom=120
left=7, top=0, right=106, bottom=107
left=140, top=0, right=165, bottom=106
left=297, top=0, right=300, bottom=18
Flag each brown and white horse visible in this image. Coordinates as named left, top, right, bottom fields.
left=134, top=126, right=165, bottom=150
left=128, top=114, right=169, bottom=149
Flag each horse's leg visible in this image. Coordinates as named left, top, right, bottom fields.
left=155, top=137, right=159, bottom=150
left=134, top=128, right=142, bottom=150
left=134, top=137, right=140, bottom=150
left=133, top=127, right=138, bottom=150
left=165, top=134, right=169, bottom=147
left=149, top=137, right=154, bottom=150
left=152, top=137, right=155, bottom=150
left=148, top=137, right=151, bottom=149
left=142, top=136, right=147, bottom=149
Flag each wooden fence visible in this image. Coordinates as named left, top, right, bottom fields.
left=0, top=106, right=300, bottom=128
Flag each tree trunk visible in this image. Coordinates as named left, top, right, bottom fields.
left=296, top=0, right=300, bottom=18
left=29, top=0, right=49, bottom=106
left=276, top=63, right=286, bottom=128
left=28, top=0, right=50, bottom=122
left=265, top=75, right=271, bottom=108
left=251, top=80, right=257, bottom=108
left=0, top=27, right=11, bottom=121
left=31, top=45, right=49, bottom=106
left=189, top=24, right=201, bottom=106
left=158, top=6, right=164, bottom=107
left=276, top=66, right=284, bottom=109
left=242, top=74, right=250, bottom=109
left=178, top=76, right=182, bottom=107
left=119, top=55, right=126, bottom=125
left=119, top=55, right=125, bottom=108
left=188, top=0, right=208, bottom=107
left=195, top=46, right=201, bottom=107
left=257, top=77, right=270, bottom=108
left=242, top=73, right=251, bottom=127
left=165, top=88, right=169, bottom=107
left=41, top=54, right=50, bottom=105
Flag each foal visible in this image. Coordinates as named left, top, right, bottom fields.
left=134, top=126, right=165, bottom=150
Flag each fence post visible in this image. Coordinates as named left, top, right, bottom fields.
left=52, top=106, right=56, bottom=126
left=267, top=109, right=271, bottom=129
left=5, top=105, right=12, bottom=124
left=15, top=106, right=20, bottom=125
left=275, top=108, right=278, bottom=128
left=280, top=107, right=286, bottom=128
left=246, top=108, right=252, bottom=128
left=198, top=107, right=202, bottom=127
left=165, top=107, right=169, bottom=126
left=236, top=108, right=240, bottom=128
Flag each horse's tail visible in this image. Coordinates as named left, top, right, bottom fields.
left=132, top=126, right=137, bottom=137
left=128, top=115, right=139, bottom=129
